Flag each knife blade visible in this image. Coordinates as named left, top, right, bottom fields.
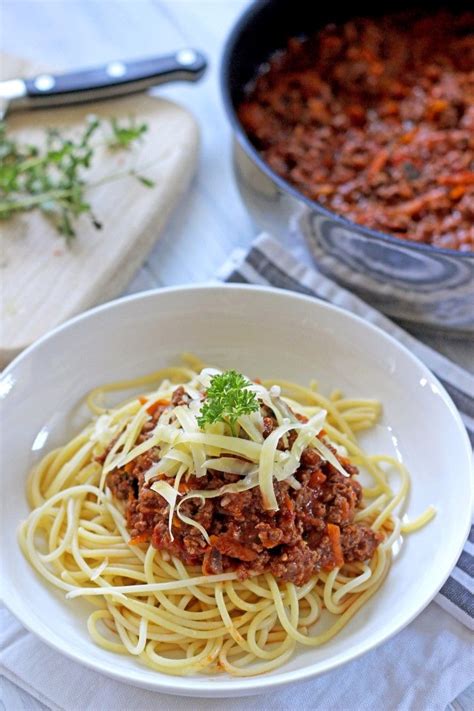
left=0, top=49, right=207, bottom=119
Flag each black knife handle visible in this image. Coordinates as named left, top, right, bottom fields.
left=22, top=50, right=207, bottom=108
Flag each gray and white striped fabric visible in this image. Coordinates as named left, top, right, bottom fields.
left=221, top=233, right=474, bottom=630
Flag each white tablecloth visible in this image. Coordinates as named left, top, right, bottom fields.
left=0, top=603, right=472, bottom=711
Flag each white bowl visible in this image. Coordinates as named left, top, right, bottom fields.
left=1, top=285, right=472, bottom=698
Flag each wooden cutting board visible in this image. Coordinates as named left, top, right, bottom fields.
left=0, top=54, right=199, bottom=367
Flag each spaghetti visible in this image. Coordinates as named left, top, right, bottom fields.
left=19, top=357, right=434, bottom=676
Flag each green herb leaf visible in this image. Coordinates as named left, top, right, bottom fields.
left=136, top=175, right=155, bottom=188
left=0, top=115, right=153, bottom=242
left=197, top=370, right=259, bottom=435
left=107, top=116, right=148, bottom=150
left=402, top=162, right=421, bottom=181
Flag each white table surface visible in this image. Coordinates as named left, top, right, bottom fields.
left=1, top=1, right=472, bottom=708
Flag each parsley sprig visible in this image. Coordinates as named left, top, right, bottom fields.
left=0, top=115, right=154, bottom=241
left=197, top=370, right=259, bottom=436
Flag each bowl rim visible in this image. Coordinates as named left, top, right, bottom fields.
left=220, top=0, right=474, bottom=261
left=1, top=283, right=473, bottom=696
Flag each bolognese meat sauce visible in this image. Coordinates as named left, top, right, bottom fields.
left=107, top=388, right=382, bottom=587
left=238, top=11, right=474, bottom=251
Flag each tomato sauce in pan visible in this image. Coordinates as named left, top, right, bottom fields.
left=238, top=11, right=474, bottom=251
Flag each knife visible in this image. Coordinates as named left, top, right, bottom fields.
left=0, top=49, right=207, bottom=119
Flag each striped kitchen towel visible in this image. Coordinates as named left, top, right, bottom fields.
left=221, top=233, right=474, bottom=630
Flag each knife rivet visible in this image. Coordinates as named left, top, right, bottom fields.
left=106, top=61, right=126, bottom=78
left=34, top=74, right=55, bottom=92
left=176, top=49, right=197, bottom=67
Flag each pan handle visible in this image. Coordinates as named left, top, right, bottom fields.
left=16, top=50, right=207, bottom=110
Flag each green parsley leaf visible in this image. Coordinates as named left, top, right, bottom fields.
left=197, top=370, right=259, bottom=436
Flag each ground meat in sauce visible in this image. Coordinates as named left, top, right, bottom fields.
left=106, top=389, right=383, bottom=586
left=238, top=11, right=474, bottom=252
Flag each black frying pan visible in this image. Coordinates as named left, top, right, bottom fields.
left=220, top=0, right=474, bottom=337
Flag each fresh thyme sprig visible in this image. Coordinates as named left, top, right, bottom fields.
left=0, top=115, right=154, bottom=241
left=197, top=370, right=259, bottom=436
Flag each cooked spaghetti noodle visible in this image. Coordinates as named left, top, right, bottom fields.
left=19, top=356, right=434, bottom=676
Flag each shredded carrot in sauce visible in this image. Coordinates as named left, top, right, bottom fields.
left=146, top=399, right=170, bottom=416
left=327, top=523, right=344, bottom=568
